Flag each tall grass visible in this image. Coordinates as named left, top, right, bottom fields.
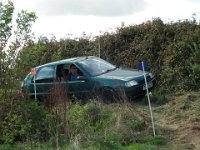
left=0, top=85, right=168, bottom=149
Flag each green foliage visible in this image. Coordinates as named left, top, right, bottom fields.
left=67, top=102, right=164, bottom=149
left=0, top=97, right=169, bottom=149
left=16, top=10, right=37, bottom=41
left=137, top=135, right=167, bottom=146
left=0, top=0, right=15, bottom=96
left=121, top=144, right=159, bottom=150
left=67, top=103, right=121, bottom=149
left=1, top=98, right=49, bottom=144
left=0, top=143, right=56, bottom=150
left=188, top=42, right=200, bottom=85
left=68, top=104, right=85, bottom=136
left=99, top=18, right=200, bottom=92
left=0, top=0, right=14, bottom=46
left=0, top=0, right=37, bottom=103
left=83, top=103, right=101, bottom=126
left=114, top=111, right=147, bottom=146
left=125, top=117, right=146, bottom=131
left=79, top=132, right=121, bottom=150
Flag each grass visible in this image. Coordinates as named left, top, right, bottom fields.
left=142, top=94, right=168, bottom=106
left=152, top=91, right=200, bottom=149
left=0, top=143, right=53, bottom=150
left=1, top=91, right=200, bottom=149
left=137, top=135, right=167, bottom=146
left=121, top=144, right=164, bottom=150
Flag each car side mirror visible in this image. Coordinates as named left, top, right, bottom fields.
left=77, top=76, right=86, bottom=81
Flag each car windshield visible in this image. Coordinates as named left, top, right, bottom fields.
left=78, top=57, right=116, bottom=76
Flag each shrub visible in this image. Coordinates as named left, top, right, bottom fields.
left=137, top=135, right=167, bottom=146
left=1, top=98, right=49, bottom=144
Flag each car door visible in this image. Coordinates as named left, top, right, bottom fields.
left=67, top=63, right=92, bottom=94
left=68, top=79, right=90, bottom=94
left=33, top=65, right=56, bottom=95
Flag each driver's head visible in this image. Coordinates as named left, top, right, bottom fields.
left=70, top=64, right=77, bottom=74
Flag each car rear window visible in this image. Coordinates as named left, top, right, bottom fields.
left=35, top=66, right=55, bottom=81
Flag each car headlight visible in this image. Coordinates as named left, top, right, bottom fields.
left=125, top=80, right=138, bottom=87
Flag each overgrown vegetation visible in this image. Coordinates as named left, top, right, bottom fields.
left=0, top=93, right=168, bottom=149
left=1, top=0, right=200, bottom=149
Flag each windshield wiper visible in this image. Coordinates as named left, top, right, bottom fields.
left=104, top=67, right=117, bottom=73
left=93, top=67, right=118, bottom=77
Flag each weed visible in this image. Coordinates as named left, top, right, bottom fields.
left=137, top=135, right=167, bottom=146
left=186, top=93, right=197, bottom=101
left=142, top=94, right=168, bottom=105
left=125, top=118, right=146, bottom=131
left=180, top=99, right=191, bottom=110
left=197, top=103, right=200, bottom=115
left=79, top=132, right=122, bottom=150
left=83, top=103, right=101, bottom=126
left=121, top=144, right=160, bottom=150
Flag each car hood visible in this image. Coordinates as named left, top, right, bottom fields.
left=97, top=68, right=146, bottom=81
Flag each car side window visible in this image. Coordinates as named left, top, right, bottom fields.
left=68, top=64, right=84, bottom=81
left=56, top=64, right=69, bottom=82
left=34, top=66, right=55, bottom=83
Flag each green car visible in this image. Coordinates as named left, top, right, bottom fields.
left=21, top=56, right=155, bottom=101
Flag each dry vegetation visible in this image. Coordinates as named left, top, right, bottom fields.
left=152, top=91, right=200, bottom=149
left=1, top=90, right=200, bottom=149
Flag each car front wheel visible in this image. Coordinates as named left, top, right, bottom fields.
left=95, top=87, right=118, bottom=103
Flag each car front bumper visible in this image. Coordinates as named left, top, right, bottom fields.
left=116, top=79, right=155, bottom=99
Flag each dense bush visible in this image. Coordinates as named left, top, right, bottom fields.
left=0, top=96, right=49, bottom=144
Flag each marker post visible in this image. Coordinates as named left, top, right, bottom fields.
left=142, top=61, right=156, bottom=136
left=31, top=68, right=37, bottom=101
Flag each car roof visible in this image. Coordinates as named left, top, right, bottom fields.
left=35, top=56, right=96, bottom=69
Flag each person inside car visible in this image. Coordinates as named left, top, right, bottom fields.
left=68, top=64, right=78, bottom=81
left=56, top=65, right=68, bottom=81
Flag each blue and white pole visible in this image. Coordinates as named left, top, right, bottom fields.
left=33, top=74, right=37, bottom=100
left=142, top=61, right=156, bottom=136
left=31, top=68, right=37, bottom=101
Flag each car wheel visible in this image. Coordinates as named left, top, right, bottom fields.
left=96, top=87, right=118, bottom=103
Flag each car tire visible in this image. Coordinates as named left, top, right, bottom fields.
left=96, top=87, right=118, bottom=103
